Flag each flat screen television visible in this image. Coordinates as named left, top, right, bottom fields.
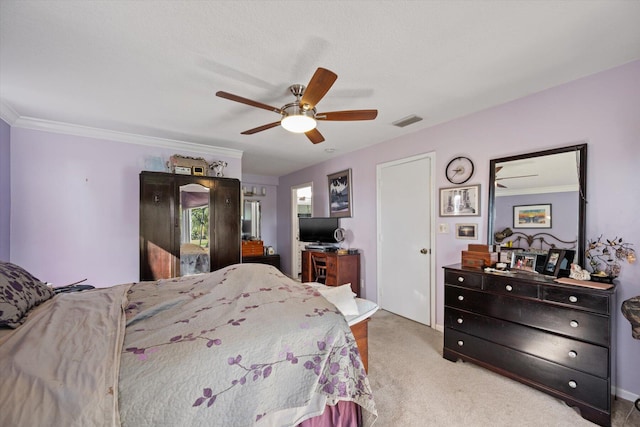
left=299, top=217, right=339, bottom=244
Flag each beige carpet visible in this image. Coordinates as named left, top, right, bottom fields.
left=366, top=310, right=638, bottom=427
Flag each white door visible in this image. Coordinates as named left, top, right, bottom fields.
left=291, top=184, right=312, bottom=279
left=377, top=154, right=434, bottom=325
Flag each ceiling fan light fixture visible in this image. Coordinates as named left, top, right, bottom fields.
left=281, top=105, right=317, bottom=133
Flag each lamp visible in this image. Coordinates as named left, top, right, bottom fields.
left=281, top=104, right=316, bottom=133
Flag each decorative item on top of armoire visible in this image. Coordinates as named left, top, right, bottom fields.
left=585, top=235, right=636, bottom=283
left=209, top=160, right=227, bottom=177
left=139, top=171, right=240, bottom=281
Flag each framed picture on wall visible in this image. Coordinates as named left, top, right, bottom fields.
left=328, top=168, right=353, bottom=218
left=513, top=204, right=552, bottom=228
left=455, top=223, right=478, bottom=239
left=439, top=184, right=480, bottom=217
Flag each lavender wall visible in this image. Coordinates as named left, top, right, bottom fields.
left=9, top=128, right=241, bottom=287
left=277, top=60, right=640, bottom=398
left=0, top=119, right=10, bottom=261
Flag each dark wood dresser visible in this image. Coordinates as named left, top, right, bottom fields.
left=443, top=264, right=616, bottom=426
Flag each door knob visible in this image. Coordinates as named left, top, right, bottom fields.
left=420, top=248, right=429, bottom=254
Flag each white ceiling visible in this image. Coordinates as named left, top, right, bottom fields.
left=1, top=1, right=639, bottom=177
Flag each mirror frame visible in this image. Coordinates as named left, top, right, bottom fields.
left=487, top=143, right=587, bottom=267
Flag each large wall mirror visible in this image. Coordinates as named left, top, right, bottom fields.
left=488, top=143, right=587, bottom=267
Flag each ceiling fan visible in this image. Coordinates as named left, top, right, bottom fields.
left=495, top=166, right=538, bottom=188
left=216, top=67, right=378, bottom=144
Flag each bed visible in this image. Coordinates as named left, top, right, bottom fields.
left=0, top=261, right=377, bottom=426
left=180, top=242, right=210, bottom=275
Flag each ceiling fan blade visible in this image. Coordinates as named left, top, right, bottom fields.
left=300, top=68, right=337, bottom=110
left=305, top=128, right=325, bottom=144
left=216, top=91, right=282, bottom=114
left=497, top=183, right=507, bottom=188
left=495, top=166, right=503, bottom=173
left=496, top=174, right=538, bottom=181
left=316, top=110, right=378, bottom=121
left=241, top=121, right=281, bottom=135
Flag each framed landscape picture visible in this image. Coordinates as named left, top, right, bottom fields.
left=513, top=204, right=552, bottom=229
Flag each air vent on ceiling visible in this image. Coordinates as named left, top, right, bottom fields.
left=392, top=114, right=423, bottom=128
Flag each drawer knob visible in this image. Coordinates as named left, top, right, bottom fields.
left=457, top=318, right=463, bottom=324
left=505, top=285, right=513, bottom=292
left=568, top=350, right=578, bottom=358
left=569, top=295, right=578, bottom=303
left=570, top=320, right=579, bottom=328
left=458, top=295, right=465, bottom=301
left=457, top=276, right=465, bottom=283
left=457, top=340, right=464, bottom=347
left=568, top=380, right=577, bottom=389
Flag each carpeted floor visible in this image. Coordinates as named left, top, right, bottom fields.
left=366, top=309, right=639, bottom=427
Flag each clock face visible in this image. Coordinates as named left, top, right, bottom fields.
left=446, top=156, right=474, bottom=184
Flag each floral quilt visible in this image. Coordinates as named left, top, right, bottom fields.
left=118, top=264, right=377, bottom=426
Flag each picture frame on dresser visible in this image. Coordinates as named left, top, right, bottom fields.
left=510, top=252, right=538, bottom=272
left=542, top=248, right=564, bottom=276
left=542, top=248, right=576, bottom=277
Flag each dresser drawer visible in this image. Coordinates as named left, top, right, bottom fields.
left=445, top=307, right=608, bottom=378
left=485, top=275, right=539, bottom=299
left=542, top=287, right=610, bottom=315
left=444, top=329, right=610, bottom=411
left=445, top=286, right=610, bottom=346
left=444, top=270, right=483, bottom=289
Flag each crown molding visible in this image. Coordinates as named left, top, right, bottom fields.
left=0, top=101, right=242, bottom=159
left=0, top=101, right=20, bottom=124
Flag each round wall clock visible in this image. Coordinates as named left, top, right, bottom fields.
left=445, top=156, right=474, bottom=184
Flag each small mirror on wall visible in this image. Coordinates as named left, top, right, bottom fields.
left=242, top=200, right=261, bottom=240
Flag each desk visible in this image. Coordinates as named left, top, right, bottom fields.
left=301, top=251, right=360, bottom=296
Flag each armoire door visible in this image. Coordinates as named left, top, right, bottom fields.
left=140, top=173, right=177, bottom=280
left=211, top=178, right=241, bottom=270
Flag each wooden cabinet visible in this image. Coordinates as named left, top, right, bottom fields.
left=301, top=250, right=360, bottom=296
left=139, top=172, right=240, bottom=281
left=443, top=264, right=615, bottom=426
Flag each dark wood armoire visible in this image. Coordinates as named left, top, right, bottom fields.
left=139, top=171, right=241, bottom=281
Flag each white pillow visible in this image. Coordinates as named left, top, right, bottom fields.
left=318, top=284, right=359, bottom=316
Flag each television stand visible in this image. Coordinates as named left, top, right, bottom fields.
left=301, top=250, right=360, bottom=296
left=304, top=243, right=338, bottom=251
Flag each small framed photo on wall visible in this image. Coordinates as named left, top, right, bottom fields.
left=455, top=223, right=478, bottom=239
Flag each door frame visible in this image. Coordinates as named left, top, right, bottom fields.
left=290, top=182, right=313, bottom=279
left=376, top=152, right=437, bottom=328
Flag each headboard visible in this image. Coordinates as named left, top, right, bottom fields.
left=494, top=228, right=577, bottom=252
